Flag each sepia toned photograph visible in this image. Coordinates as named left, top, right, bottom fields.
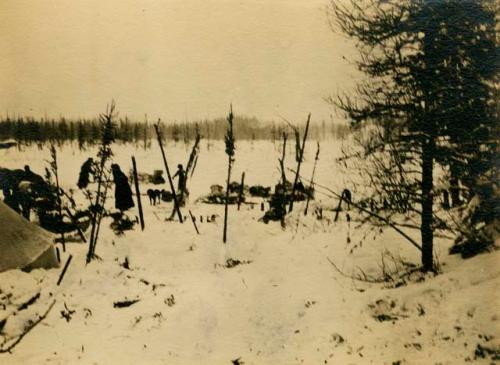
left=0, top=1, right=498, bottom=364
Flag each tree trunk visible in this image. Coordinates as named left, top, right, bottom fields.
left=421, top=139, right=434, bottom=272
left=449, top=164, right=461, bottom=207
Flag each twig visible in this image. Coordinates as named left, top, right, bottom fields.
left=0, top=300, right=56, bottom=353
left=290, top=168, right=422, bottom=252
left=326, top=257, right=380, bottom=283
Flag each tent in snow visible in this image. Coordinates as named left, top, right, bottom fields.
left=0, top=200, right=59, bottom=272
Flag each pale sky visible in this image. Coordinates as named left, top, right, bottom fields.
left=0, top=0, right=358, bottom=123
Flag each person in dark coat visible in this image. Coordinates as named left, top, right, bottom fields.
left=78, top=158, right=95, bottom=189
left=22, top=165, right=49, bottom=195
left=111, top=164, right=134, bottom=212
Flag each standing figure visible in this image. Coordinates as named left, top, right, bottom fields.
left=172, top=164, right=186, bottom=195
left=78, top=158, right=95, bottom=189
left=23, top=165, right=49, bottom=195
left=111, top=164, right=135, bottom=212
left=172, top=163, right=188, bottom=206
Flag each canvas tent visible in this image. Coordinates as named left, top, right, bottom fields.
left=0, top=200, right=59, bottom=272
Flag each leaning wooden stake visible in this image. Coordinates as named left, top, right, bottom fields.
left=131, top=156, right=145, bottom=230
left=237, top=171, right=245, bottom=210
left=154, top=122, right=183, bottom=223
left=57, top=254, right=73, bottom=286
left=304, top=141, right=320, bottom=216
left=189, top=210, right=200, bottom=234
left=223, top=104, right=235, bottom=243
left=289, top=113, right=311, bottom=213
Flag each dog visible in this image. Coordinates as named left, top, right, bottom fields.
left=147, top=189, right=161, bottom=205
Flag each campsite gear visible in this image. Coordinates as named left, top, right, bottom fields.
left=0, top=200, right=59, bottom=272
left=150, top=170, right=165, bottom=185
left=111, top=164, right=135, bottom=212
left=1, top=166, right=51, bottom=220
left=161, top=189, right=173, bottom=202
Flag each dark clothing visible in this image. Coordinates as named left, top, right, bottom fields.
left=112, top=165, right=134, bottom=211
left=173, top=168, right=186, bottom=192
left=1, top=167, right=48, bottom=220
left=78, top=158, right=94, bottom=189
left=3, top=189, right=20, bottom=213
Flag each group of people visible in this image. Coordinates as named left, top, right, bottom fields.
left=1, top=158, right=188, bottom=226
left=110, top=162, right=186, bottom=210
left=0, top=165, right=49, bottom=220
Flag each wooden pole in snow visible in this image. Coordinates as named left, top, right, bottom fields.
left=154, top=123, right=183, bottom=223
left=131, top=156, right=145, bottom=230
left=189, top=210, right=200, bottom=234
left=289, top=113, right=311, bottom=213
left=57, top=254, right=73, bottom=286
left=237, top=172, right=245, bottom=210
left=223, top=104, right=235, bottom=244
left=304, top=141, right=320, bottom=216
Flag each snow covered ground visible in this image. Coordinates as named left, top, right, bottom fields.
left=0, top=141, right=498, bottom=364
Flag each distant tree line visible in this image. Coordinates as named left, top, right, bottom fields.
left=0, top=115, right=350, bottom=148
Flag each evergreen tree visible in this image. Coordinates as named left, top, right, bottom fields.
left=329, top=0, right=497, bottom=271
